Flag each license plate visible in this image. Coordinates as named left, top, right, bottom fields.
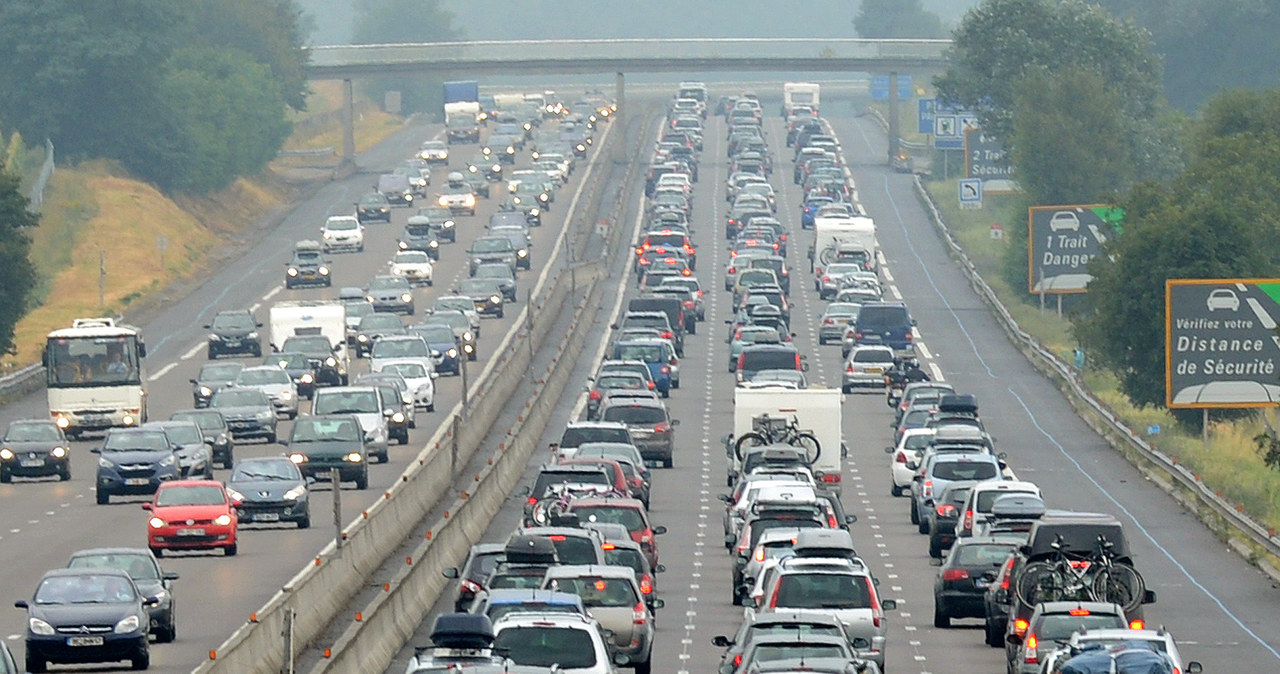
left=254, top=513, right=279, bottom=522
left=82, top=415, right=108, bottom=425
left=974, top=579, right=989, bottom=588
left=124, top=477, right=150, bottom=486
left=177, top=528, right=206, bottom=536
left=866, top=367, right=883, bottom=374
left=68, top=636, right=104, bottom=647
left=20, top=459, right=44, bottom=467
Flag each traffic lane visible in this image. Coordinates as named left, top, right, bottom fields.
left=0, top=134, right=606, bottom=671
left=835, top=114, right=1280, bottom=670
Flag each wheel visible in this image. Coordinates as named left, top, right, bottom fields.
left=26, top=652, right=46, bottom=673
left=985, top=618, right=1003, bottom=647
left=933, top=602, right=950, bottom=628
left=150, top=547, right=163, bottom=558
left=842, top=385, right=852, bottom=394
left=929, top=537, right=943, bottom=558
left=59, top=467, right=70, bottom=481
left=497, top=308, right=504, bottom=318
left=355, top=472, right=369, bottom=490
left=0, top=470, right=9, bottom=484
left=918, top=516, right=930, bottom=535
left=792, top=432, right=821, bottom=464
left=1092, top=564, right=1146, bottom=612
left=298, top=515, right=311, bottom=530
left=97, top=490, right=110, bottom=505
left=1015, top=561, right=1065, bottom=607
left=634, top=658, right=652, bottom=674
left=891, top=484, right=903, bottom=497
left=426, top=403, right=435, bottom=412
left=287, top=411, right=297, bottom=420
left=207, top=347, right=217, bottom=360
left=398, top=433, right=409, bottom=446
left=225, top=543, right=237, bottom=557
left=266, top=431, right=277, bottom=444
left=734, top=432, right=769, bottom=461
left=909, top=498, right=919, bottom=524
left=663, top=456, right=673, bottom=468
left=154, top=619, right=176, bottom=644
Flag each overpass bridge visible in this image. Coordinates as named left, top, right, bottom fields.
left=302, top=38, right=952, bottom=163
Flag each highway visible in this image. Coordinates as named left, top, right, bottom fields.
left=388, top=100, right=1280, bottom=673
left=0, top=111, right=622, bottom=672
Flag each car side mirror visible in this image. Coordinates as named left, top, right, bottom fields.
left=712, top=635, right=733, bottom=648
left=717, top=493, right=732, bottom=503
left=845, top=515, right=856, bottom=524
left=997, top=451, right=1008, bottom=460
left=1006, top=633, right=1023, bottom=646
left=881, top=599, right=897, bottom=611
left=724, top=534, right=736, bottom=546
left=1186, top=663, right=1202, bottom=674
left=144, top=596, right=161, bottom=608
left=654, top=564, right=666, bottom=573
left=670, top=419, right=680, bottom=427
left=430, top=372, right=439, bottom=380
left=189, top=379, right=198, bottom=385
left=801, top=363, right=810, bottom=372
left=90, top=447, right=101, bottom=454
left=516, top=485, right=531, bottom=497
left=649, top=598, right=665, bottom=610
left=14, top=600, right=28, bottom=609
left=163, top=572, right=179, bottom=581
left=883, top=446, right=894, bottom=454
left=1143, top=589, right=1157, bottom=604
left=141, top=503, right=152, bottom=511
left=652, top=525, right=667, bottom=535
left=442, top=568, right=460, bottom=579
left=202, top=324, right=211, bottom=329
left=279, top=439, right=289, bottom=446
left=741, top=596, right=757, bottom=609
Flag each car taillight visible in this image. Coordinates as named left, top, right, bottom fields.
left=549, top=535, right=566, bottom=541
left=1129, top=619, right=1145, bottom=630
left=941, top=568, right=969, bottom=582
left=846, top=363, right=854, bottom=373
left=654, top=423, right=670, bottom=433
left=794, top=354, right=802, bottom=370
left=855, top=330, right=864, bottom=340
left=633, top=602, right=647, bottom=625
left=923, top=480, right=934, bottom=498
left=589, top=390, right=601, bottom=400
left=460, top=579, right=482, bottom=594
left=823, top=318, right=834, bottom=325
left=733, top=655, right=743, bottom=668
left=821, top=473, right=840, bottom=483
left=640, top=575, right=653, bottom=595
left=905, top=331, right=913, bottom=342
left=895, top=451, right=908, bottom=464
left=601, top=543, right=616, bottom=551
left=1024, top=633, right=1039, bottom=663
left=661, top=331, right=673, bottom=339
left=962, top=510, right=974, bottom=531
left=867, top=577, right=883, bottom=628
left=755, top=547, right=766, bottom=562
left=660, top=365, right=671, bottom=375
left=647, top=381, right=654, bottom=389
left=936, top=504, right=956, bottom=518
left=684, top=301, right=694, bottom=309
left=1014, top=618, right=1029, bottom=636
left=527, top=497, right=538, bottom=505
left=727, top=266, right=736, bottom=274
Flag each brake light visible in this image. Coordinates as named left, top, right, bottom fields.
left=768, top=586, right=779, bottom=609
left=867, top=578, right=884, bottom=627
left=527, top=497, right=538, bottom=505
left=727, top=266, right=736, bottom=274
left=755, top=547, right=766, bottom=562
left=654, top=423, right=670, bottom=433
left=794, top=354, right=802, bottom=370
left=935, top=504, right=956, bottom=518
left=601, top=543, right=616, bottom=550
left=549, top=535, right=566, bottom=542
left=941, top=568, right=969, bottom=582
left=1129, top=619, right=1145, bottom=630
left=733, top=655, right=743, bottom=668
left=855, top=330, right=864, bottom=340
left=684, top=301, right=694, bottom=309
left=846, top=363, right=854, bottom=374
left=821, top=473, right=840, bottom=483
left=640, top=575, right=653, bottom=595
left=895, top=451, right=907, bottom=464
left=1024, top=633, right=1039, bottom=663
left=828, top=514, right=838, bottom=528
left=661, top=331, right=673, bottom=339
left=962, top=510, right=974, bottom=532
left=460, top=579, right=482, bottom=594
left=906, top=331, right=913, bottom=342
left=589, top=390, right=602, bottom=401
left=1014, top=618, right=1029, bottom=636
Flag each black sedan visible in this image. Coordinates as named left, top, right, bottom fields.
left=66, top=547, right=179, bottom=644
left=932, top=537, right=1019, bottom=628
left=355, top=192, right=392, bottom=223
left=927, top=481, right=977, bottom=558
left=1, top=419, right=70, bottom=482
left=455, top=279, right=506, bottom=318
left=227, top=456, right=311, bottom=528
left=17, top=568, right=156, bottom=672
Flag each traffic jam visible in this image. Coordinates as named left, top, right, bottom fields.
left=414, top=83, right=1195, bottom=674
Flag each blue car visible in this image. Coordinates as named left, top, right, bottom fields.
left=93, top=428, right=180, bottom=505
left=611, top=339, right=678, bottom=397
left=801, top=196, right=836, bottom=229
left=408, top=324, right=462, bottom=375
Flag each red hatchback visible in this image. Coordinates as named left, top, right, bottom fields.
left=567, top=497, right=666, bottom=568
left=143, top=480, right=238, bottom=557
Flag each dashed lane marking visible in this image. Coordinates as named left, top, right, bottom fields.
left=147, top=363, right=177, bottom=382
left=180, top=343, right=203, bottom=360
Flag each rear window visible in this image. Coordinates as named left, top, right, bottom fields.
left=560, top=427, right=629, bottom=448
left=932, top=461, right=998, bottom=481
left=741, top=351, right=798, bottom=372
left=494, top=626, right=597, bottom=668
left=852, top=350, right=894, bottom=363
left=614, top=344, right=662, bottom=362
left=1036, top=613, right=1126, bottom=641
left=601, top=405, right=666, bottom=425
left=773, top=573, right=872, bottom=609
left=489, top=573, right=544, bottom=590
left=572, top=505, right=645, bottom=531
left=955, top=543, right=1017, bottom=566
left=548, top=576, right=638, bottom=607
left=533, top=470, right=608, bottom=496
left=645, top=234, right=685, bottom=247
left=551, top=537, right=599, bottom=565
left=752, top=643, right=848, bottom=664
left=857, top=305, right=910, bottom=328
left=604, top=548, right=645, bottom=574
left=977, top=489, right=1037, bottom=512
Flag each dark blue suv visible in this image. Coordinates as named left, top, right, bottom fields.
left=93, top=428, right=180, bottom=505
left=852, top=302, right=916, bottom=357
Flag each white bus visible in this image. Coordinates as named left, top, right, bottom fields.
left=43, top=318, right=147, bottom=436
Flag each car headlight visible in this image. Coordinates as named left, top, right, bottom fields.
left=279, top=391, right=293, bottom=401
left=0, top=448, right=12, bottom=460
left=505, top=147, right=514, bottom=155
left=208, top=333, right=222, bottom=342
left=226, top=488, right=244, bottom=503
left=160, top=455, right=176, bottom=467
left=114, top=615, right=140, bottom=634
left=429, top=240, right=439, bottom=248
left=29, top=618, right=54, bottom=636
left=392, top=267, right=403, bottom=275
left=463, top=331, right=474, bottom=342
left=523, top=122, right=532, bottom=131
left=247, top=331, right=259, bottom=340
left=391, top=412, right=405, bottom=423
left=99, top=457, right=115, bottom=469
left=401, top=293, right=413, bottom=303
left=325, top=357, right=337, bottom=367
left=301, top=373, right=314, bottom=384
left=357, top=335, right=368, bottom=343
left=490, top=295, right=502, bottom=304
left=443, top=220, right=455, bottom=228
left=576, top=144, right=586, bottom=152
left=287, top=268, right=299, bottom=277
left=437, top=196, right=449, bottom=207
left=51, top=447, right=67, bottom=458
left=492, top=164, right=502, bottom=172
left=214, top=514, right=232, bottom=526
left=512, top=196, right=522, bottom=205
left=464, top=194, right=476, bottom=207
left=284, top=485, right=307, bottom=501
left=365, top=295, right=376, bottom=303
left=468, top=165, right=478, bottom=173
left=539, top=193, right=549, bottom=202
left=398, top=240, right=408, bottom=250
left=345, top=452, right=363, bottom=463
left=322, top=231, right=332, bottom=239
left=318, top=266, right=330, bottom=276
left=289, top=453, right=306, bottom=464
left=148, top=517, right=166, bottom=529
left=446, top=348, right=458, bottom=358
left=463, top=344, right=475, bottom=354
left=529, top=208, right=540, bottom=216
left=531, top=151, right=540, bottom=160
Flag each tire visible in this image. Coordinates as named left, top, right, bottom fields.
left=225, top=543, right=237, bottom=557
left=426, top=403, right=435, bottom=412
left=59, top=467, right=71, bottom=481
left=933, top=602, right=950, bottom=628
left=1092, top=564, right=1146, bottom=613
left=150, top=547, right=163, bottom=558
left=891, top=484, right=903, bottom=497
left=918, top=517, right=930, bottom=535
left=154, top=619, right=176, bottom=644
left=734, top=432, right=769, bottom=461
left=398, top=432, right=409, bottom=446
left=929, top=536, right=943, bottom=558
left=266, top=431, right=277, bottom=444
left=355, top=472, right=369, bottom=490
left=634, top=658, right=652, bottom=674
left=0, top=470, right=9, bottom=484
left=97, top=490, right=110, bottom=505
left=909, top=498, right=919, bottom=524
left=792, top=432, right=821, bottom=464
left=663, top=455, right=673, bottom=469
left=985, top=618, right=1003, bottom=647
left=298, top=515, right=311, bottom=530
left=207, top=347, right=217, bottom=360
left=1015, top=561, right=1065, bottom=607
left=287, top=411, right=297, bottom=420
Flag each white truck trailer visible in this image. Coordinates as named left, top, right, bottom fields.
left=726, top=387, right=844, bottom=500
left=812, top=214, right=879, bottom=274
left=269, top=301, right=349, bottom=385
left=444, top=101, right=481, bottom=143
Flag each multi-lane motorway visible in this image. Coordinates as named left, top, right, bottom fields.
left=2, top=87, right=1280, bottom=674
left=390, top=99, right=1280, bottom=673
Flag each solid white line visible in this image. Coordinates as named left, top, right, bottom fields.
left=881, top=267, right=894, bottom=283
left=261, top=285, right=283, bottom=302
left=180, top=343, right=204, bottom=360
left=249, top=302, right=261, bottom=313
left=147, top=363, right=178, bottom=382
left=916, top=342, right=933, bottom=360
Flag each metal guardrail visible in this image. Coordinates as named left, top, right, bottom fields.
left=909, top=176, right=1280, bottom=564
left=278, top=147, right=336, bottom=157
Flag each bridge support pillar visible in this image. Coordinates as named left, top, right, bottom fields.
left=341, top=78, right=356, bottom=169
left=887, top=71, right=901, bottom=162
left=614, top=72, right=626, bottom=162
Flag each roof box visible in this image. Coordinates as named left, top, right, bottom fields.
left=990, top=494, right=1046, bottom=520
left=793, top=529, right=858, bottom=559
left=503, top=535, right=559, bottom=565
left=429, top=613, right=494, bottom=649
left=938, top=393, right=978, bottom=414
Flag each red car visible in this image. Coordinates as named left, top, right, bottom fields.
left=143, top=480, right=238, bottom=557
left=567, top=497, right=666, bottom=568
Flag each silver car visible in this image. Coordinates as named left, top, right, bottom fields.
left=541, top=565, right=659, bottom=671
left=842, top=345, right=895, bottom=392
left=818, top=302, right=861, bottom=345
left=365, top=275, right=415, bottom=316
left=233, top=365, right=299, bottom=419
left=311, top=387, right=390, bottom=463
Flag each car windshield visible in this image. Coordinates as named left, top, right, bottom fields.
left=211, top=390, right=267, bottom=407
left=368, top=277, right=408, bottom=291
left=231, top=459, right=299, bottom=482
left=773, top=573, right=872, bottom=609
left=4, top=422, right=61, bottom=442
left=614, top=344, right=662, bottom=362
left=313, top=391, right=379, bottom=415
left=359, top=194, right=386, bottom=206
left=601, top=405, right=666, bottom=425
left=291, top=418, right=362, bottom=442
left=35, top=574, right=137, bottom=605
left=474, top=266, right=512, bottom=280
left=199, top=363, right=243, bottom=380
left=548, top=576, right=638, bottom=607
left=459, top=279, right=502, bottom=294
left=412, top=325, right=456, bottom=342
left=155, top=485, right=225, bottom=506
left=474, top=239, right=511, bottom=255
left=382, top=362, right=428, bottom=378
left=160, top=424, right=203, bottom=445
left=493, top=627, right=597, bottom=668
left=68, top=554, right=159, bottom=581
left=211, top=312, right=255, bottom=330
left=236, top=368, right=289, bottom=386
left=394, top=252, right=430, bottom=264
left=326, top=219, right=358, bottom=231
left=271, top=354, right=311, bottom=370
left=104, top=431, right=169, bottom=452
left=604, top=547, right=645, bottom=574
left=572, top=505, right=645, bottom=530
left=932, top=461, right=998, bottom=481
left=742, top=351, right=797, bottom=371
left=435, top=298, right=473, bottom=313
left=597, top=375, right=644, bottom=390
left=858, top=305, right=909, bottom=328
left=360, top=315, right=402, bottom=330
left=428, top=313, right=468, bottom=330
left=171, top=410, right=223, bottom=432
left=1038, top=614, right=1126, bottom=640
left=372, top=339, right=429, bottom=358
left=404, top=223, right=432, bottom=237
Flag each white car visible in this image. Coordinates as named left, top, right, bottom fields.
left=321, top=215, right=364, bottom=253
left=417, top=140, right=448, bottom=164
left=1039, top=628, right=1202, bottom=674
left=374, top=359, right=437, bottom=412
left=886, top=427, right=934, bottom=497
left=233, top=365, right=299, bottom=419
left=389, top=250, right=434, bottom=286
left=491, top=613, right=621, bottom=674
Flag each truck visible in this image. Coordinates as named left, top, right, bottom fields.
left=444, top=101, right=481, bottom=144
left=725, top=388, right=844, bottom=501
left=811, top=214, right=878, bottom=274
left=782, top=82, right=821, bottom=117
left=269, top=301, right=349, bottom=385
left=443, top=80, right=480, bottom=105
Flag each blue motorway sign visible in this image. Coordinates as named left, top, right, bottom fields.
left=1166, top=279, right=1280, bottom=408
left=871, top=75, right=913, bottom=101
left=918, top=98, right=975, bottom=149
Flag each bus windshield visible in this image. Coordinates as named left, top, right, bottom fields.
left=46, top=335, right=142, bottom=387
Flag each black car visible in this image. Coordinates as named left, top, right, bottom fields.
left=456, top=279, right=506, bottom=318
left=208, top=388, right=278, bottom=443
left=190, top=361, right=243, bottom=408
left=0, top=419, right=70, bottom=482
left=169, top=408, right=235, bottom=469
left=280, top=335, right=345, bottom=387
left=284, top=240, right=332, bottom=289
left=145, top=420, right=213, bottom=480
left=467, top=153, right=504, bottom=181
left=93, top=428, right=180, bottom=505
left=282, top=415, right=369, bottom=489
left=227, top=456, right=311, bottom=528
left=267, top=352, right=318, bottom=400
left=18, top=568, right=155, bottom=672
left=933, top=537, right=1018, bottom=629
left=204, top=309, right=262, bottom=358
left=927, top=481, right=978, bottom=559
left=414, top=206, right=457, bottom=243
left=399, top=217, right=441, bottom=260
left=355, top=192, right=392, bottom=223
left=66, top=547, right=179, bottom=644
left=354, top=313, right=407, bottom=358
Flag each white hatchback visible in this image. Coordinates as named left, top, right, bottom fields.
left=321, top=215, right=364, bottom=253
left=389, top=250, right=434, bottom=286
left=886, top=427, right=934, bottom=497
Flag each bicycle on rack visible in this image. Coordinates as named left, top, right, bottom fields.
left=1014, top=534, right=1146, bottom=612
left=733, top=413, right=821, bottom=464
left=526, top=482, right=622, bottom=527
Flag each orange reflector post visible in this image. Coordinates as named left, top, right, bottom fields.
left=209, top=650, right=217, bottom=660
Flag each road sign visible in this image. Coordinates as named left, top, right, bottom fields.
left=918, top=99, right=971, bottom=149
left=1027, top=204, right=1119, bottom=295
left=959, top=179, right=982, bottom=208
left=965, top=128, right=1016, bottom=193
left=1166, top=279, right=1280, bottom=408
left=871, top=75, right=913, bottom=101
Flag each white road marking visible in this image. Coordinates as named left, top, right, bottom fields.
left=249, top=302, right=261, bottom=313
left=881, top=267, right=894, bottom=283
left=889, top=285, right=902, bottom=300
left=261, top=285, right=283, bottom=301
left=916, top=342, right=933, bottom=359
left=148, top=363, right=178, bottom=381
left=929, top=363, right=945, bottom=382
left=180, top=343, right=203, bottom=360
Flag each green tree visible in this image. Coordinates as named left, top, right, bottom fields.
left=854, top=0, right=948, bottom=38
left=352, top=0, right=461, bottom=115
left=176, top=0, right=311, bottom=111
left=4, top=132, right=25, bottom=174
left=0, top=168, right=39, bottom=356
left=158, top=48, right=293, bottom=193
